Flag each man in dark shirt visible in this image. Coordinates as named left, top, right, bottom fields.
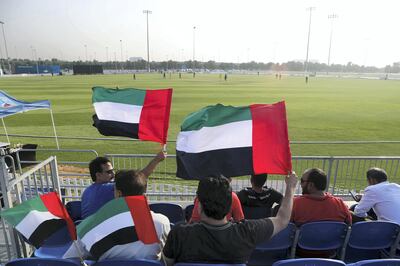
left=237, top=174, right=283, bottom=216
left=162, top=173, right=297, bottom=265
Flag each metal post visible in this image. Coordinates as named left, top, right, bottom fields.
left=0, top=21, right=11, bottom=74
left=143, top=10, right=152, bottom=72
left=84, top=44, right=87, bottom=62
left=49, top=109, right=60, bottom=149
left=327, top=14, right=338, bottom=75
left=304, top=7, right=315, bottom=76
left=120, top=39, right=123, bottom=70
left=50, top=156, right=61, bottom=194
left=193, top=26, right=196, bottom=72
left=105, top=46, right=109, bottom=62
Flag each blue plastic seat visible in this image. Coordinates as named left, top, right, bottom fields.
left=242, top=206, right=271, bottom=219
left=343, top=221, right=400, bottom=263
left=185, top=204, right=194, bottom=222
left=92, top=259, right=163, bottom=266
left=150, top=203, right=184, bottom=224
left=66, top=201, right=82, bottom=222
left=248, top=223, right=297, bottom=266
left=34, top=225, right=74, bottom=258
left=174, top=263, right=246, bottom=266
left=6, top=258, right=81, bottom=266
left=272, top=258, right=345, bottom=266
left=348, top=259, right=400, bottom=266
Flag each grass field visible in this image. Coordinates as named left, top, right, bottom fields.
left=0, top=73, right=399, bottom=162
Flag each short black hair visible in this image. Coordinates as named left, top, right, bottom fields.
left=305, top=168, right=327, bottom=191
left=89, top=157, right=111, bottom=182
left=197, top=177, right=232, bottom=220
left=115, top=170, right=147, bottom=196
left=251, top=174, right=268, bottom=188
left=367, top=167, right=388, bottom=183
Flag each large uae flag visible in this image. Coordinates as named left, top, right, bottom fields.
left=0, top=192, right=76, bottom=248
left=92, top=87, right=173, bottom=144
left=76, top=196, right=158, bottom=260
left=176, top=101, right=292, bottom=179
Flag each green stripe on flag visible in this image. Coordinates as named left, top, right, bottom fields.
left=92, top=87, right=146, bottom=106
left=0, top=197, right=47, bottom=226
left=77, top=198, right=128, bottom=237
left=181, top=104, right=251, bottom=131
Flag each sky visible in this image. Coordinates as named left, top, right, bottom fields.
left=0, top=0, right=399, bottom=67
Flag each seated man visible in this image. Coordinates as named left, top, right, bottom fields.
left=81, top=151, right=165, bottom=219
left=189, top=176, right=244, bottom=223
left=162, top=173, right=298, bottom=265
left=291, top=168, right=352, bottom=258
left=237, top=174, right=283, bottom=217
left=353, top=167, right=400, bottom=224
left=96, top=169, right=171, bottom=261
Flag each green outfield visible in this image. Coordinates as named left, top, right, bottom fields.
left=0, top=73, right=399, bottom=161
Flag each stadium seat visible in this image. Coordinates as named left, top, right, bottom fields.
left=242, top=206, right=272, bottom=219
left=272, top=258, right=345, bottom=266
left=34, top=225, right=73, bottom=258
left=185, top=204, right=194, bottom=222
left=66, top=201, right=82, bottom=221
left=6, top=257, right=81, bottom=266
left=174, top=263, right=246, bottom=266
left=296, top=221, right=349, bottom=259
left=92, top=259, right=163, bottom=266
left=343, top=221, right=400, bottom=263
left=347, top=259, right=400, bottom=266
left=248, top=223, right=297, bottom=266
left=150, top=203, right=185, bottom=224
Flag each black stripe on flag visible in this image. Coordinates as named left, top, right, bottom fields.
left=28, top=219, right=67, bottom=248
left=176, top=147, right=254, bottom=179
left=90, top=226, right=139, bottom=260
left=92, top=114, right=139, bottom=139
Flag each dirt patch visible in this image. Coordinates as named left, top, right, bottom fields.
left=58, top=165, right=88, bottom=174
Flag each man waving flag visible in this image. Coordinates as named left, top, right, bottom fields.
left=176, top=101, right=292, bottom=179
left=92, top=87, right=173, bottom=144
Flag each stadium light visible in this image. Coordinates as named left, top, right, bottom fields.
left=106, top=46, right=109, bottom=62
left=304, top=7, right=315, bottom=76
left=120, top=39, right=123, bottom=70
left=84, top=44, right=88, bottom=62
left=30, top=46, right=39, bottom=74
left=193, top=26, right=196, bottom=71
left=143, top=10, right=152, bottom=72
left=0, top=21, right=11, bottom=74
left=327, top=14, right=338, bottom=74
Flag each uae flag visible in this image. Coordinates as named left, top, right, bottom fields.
left=0, top=192, right=76, bottom=248
left=92, top=86, right=173, bottom=144
left=77, top=196, right=158, bottom=260
left=176, top=101, right=292, bottom=179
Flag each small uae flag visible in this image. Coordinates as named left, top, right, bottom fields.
left=176, top=101, right=292, bottom=179
left=0, top=192, right=76, bottom=248
left=76, top=196, right=158, bottom=260
left=92, top=86, right=173, bottom=144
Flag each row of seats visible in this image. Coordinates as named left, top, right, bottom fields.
left=5, top=258, right=400, bottom=266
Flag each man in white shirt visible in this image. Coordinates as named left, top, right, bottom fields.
left=354, top=167, right=400, bottom=224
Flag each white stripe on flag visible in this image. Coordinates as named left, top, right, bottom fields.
left=81, top=212, right=133, bottom=251
left=94, top=102, right=143, bottom=124
left=176, top=120, right=252, bottom=153
left=15, top=210, right=61, bottom=239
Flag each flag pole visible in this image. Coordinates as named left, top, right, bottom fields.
left=49, top=109, right=60, bottom=149
left=1, top=118, right=10, bottom=143
left=72, top=240, right=88, bottom=266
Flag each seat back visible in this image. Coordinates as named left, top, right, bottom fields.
left=92, top=259, right=163, bottom=266
left=351, top=259, right=400, bottom=266
left=175, top=263, right=246, bottom=266
left=6, top=258, right=81, bottom=266
left=66, top=201, right=82, bottom=221
left=348, top=221, right=400, bottom=250
left=185, top=204, right=195, bottom=222
left=257, top=223, right=297, bottom=250
left=242, top=206, right=271, bottom=219
left=150, top=203, right=184, bottom=224
left=272, top=258, right=346, bottom=266
left=297, top=221, right=348, bottom=250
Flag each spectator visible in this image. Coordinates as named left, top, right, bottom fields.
left=81, top=151, right=165, bottom=219
left=237, top=174, right=283, bottom=216
left=190, top=176, right=244, bottom=223
left=353, top=167, right=400, bottom=224
left=162, top=173, right=298, bottom=265
left=96, top=169, right=170, bottom=261
left=291, top=168, right=352, bottom=258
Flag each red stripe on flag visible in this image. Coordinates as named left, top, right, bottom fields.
left=138, top=88, right=173, bottom=144
left=40, top=192, right=77, bottom=240
left=124, top=195, right=159, bottom=244
left=250, top=101, right=292, bottom=175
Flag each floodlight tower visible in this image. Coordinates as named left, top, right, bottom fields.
left=30, top=46, right=39, bottom=74
left=304, top=7, right=315, bottom=76
left=84, top=44, right=88, bottom=62
left=327, top=14, right=338, bottom=74
left=120, top=40, right=123, bottom=70
left=193, top=26, right=196, bottom=71
left=0, top=21, right=11, bottom=74
left=106, top=46, right=109, bottom=62
left=143, top=10, right=152, bottom=72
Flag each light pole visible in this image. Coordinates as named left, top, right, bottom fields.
left=327, top=14, right=338, bottom=74
left=120, top=40, right=123, bottom=70
left=304, top=7, right=315, bottom=76
left=143, top=10, right=152, bottom=72
left=84, top=44, right=88, bottom=62
left=106, top=46, right=109, bottom=62
left=0, top=21, right=11, bottom=74
left=193, top=26, right=196, bottom=71
left=30, top=46, right=39, bottom=74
